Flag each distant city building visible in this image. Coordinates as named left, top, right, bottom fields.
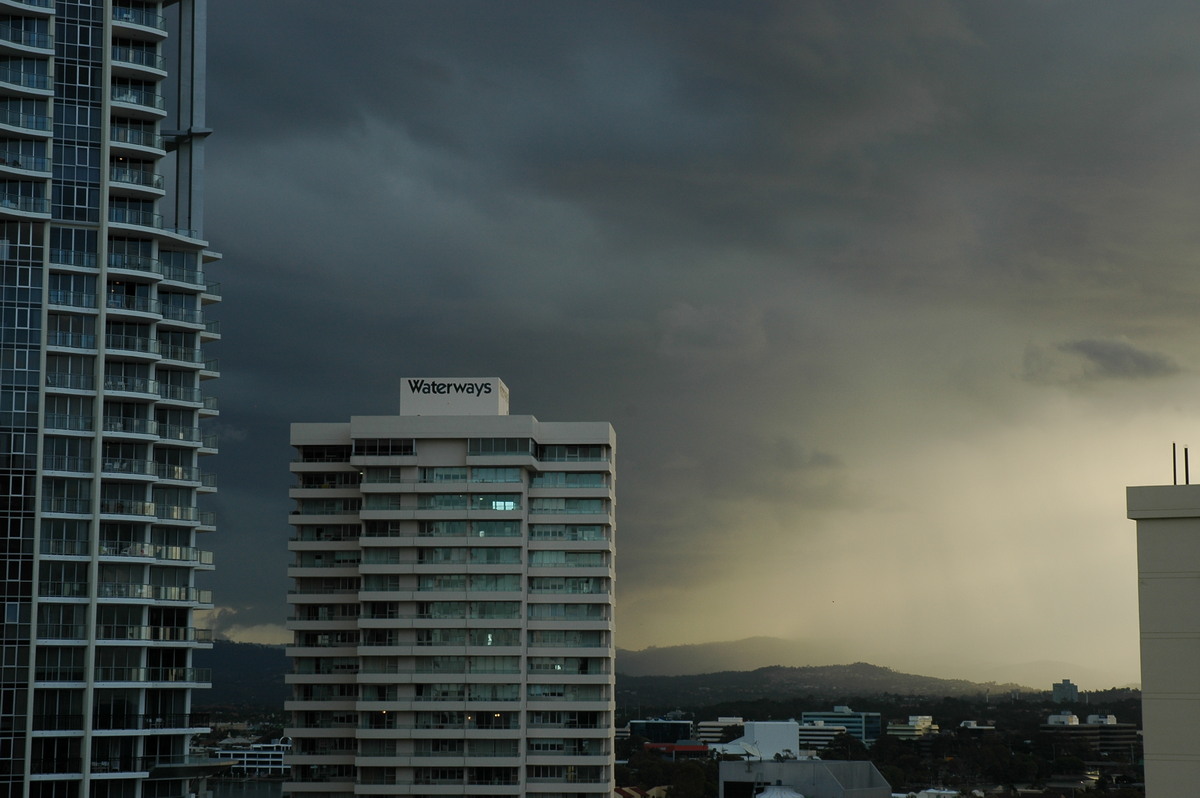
left=709, top=720, right=807, bottom=760
left=801, top=706, right=882, bottom=745
left=718, top=759, right=890, bottom=798
left=1127, top=483, right=1200, bottom=795
left=696, top=716, right=744, bottom=744
left=957, top=720, right=996, bottom=733
left=629, top=719, right=695, bottom=744
left=886, top=715, right=940, bottom=740
left=1040, top=712, right=1140, bottom=759
left=213, top=737, right=292, bottom=777
left=796, top=721, right=849, bottom=752
left=285, top=378, right=616, bottom=796
left=1053, top=678, right=1080, bottom=703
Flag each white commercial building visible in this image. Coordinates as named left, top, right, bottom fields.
left=1, top=2, right=222, bottom=796
left=1127, top=483, right=1200, bottom=795
left=285, top=378, right=616, bottom=796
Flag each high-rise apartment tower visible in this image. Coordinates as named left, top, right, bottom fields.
left=286, top=378, right=616, bottom=797
left=0, top=1, right=220, bottom=795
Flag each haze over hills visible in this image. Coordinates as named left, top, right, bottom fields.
left=616, top=637, right=1139, bottom=690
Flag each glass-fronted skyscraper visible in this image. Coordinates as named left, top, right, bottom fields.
left=286, top=378, right=616, bottom=798
left=0, top=1, right=219, bottom=795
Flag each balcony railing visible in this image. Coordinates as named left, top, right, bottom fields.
left=102, top=416, right=157, bottom=435
left=158, top=462, right=200, bottom=482
left=162, top=263, right=203, bottom=284
left=48, top=290, right=96, bottom=309
left=159, top=423, right=200, bottom=443
left=46, top=331, right=96, bottom=349
left=44, top=413, right=93, bottom=431
left=99, top=456, right=156, bottom=476
left=96, top=625, right=212, bottom=643
left=161, top=343, right=201, bottom=363
left=156, top=504, right=198, bottom=522
left=103, top=375, right=157, bottom=394
left=42, top=455, right=91, bottom=473
left=111, top=86, right=164, bottom=110
left=113, top=5, right=166, bottom=31
left=106, top=293, right=159, bottom=314
left=111, top=125, right=164, bottom=150
left=50, top=248, right=98, bottom=268
left=162, top=306, right=203, bottom=325
left=0, top=191, right=48, bottom=213
left=0, top=106, right=49, bottom=131
left=105, top=333, right=159, bottom=355
left=0, top=149, right=47, bottom=170
left=0, top=64, right=49, bottom=90
left=94, top=666, right=211, bottom=683
left=98, top=499, right=155, bottom=516
left=111, top=45, right=165, bottom=71
left=109, top=205, right=163, bottom=228
left=108, top=251, right=159, bottom=273
left=158, top=383, right=201, bottom=402
left=110, top=164, right=164, bottom=189
left=0, top=22, right=51, bottom=49
left=103, top=542, right=212, bottom=564
left=93, top=713, right=211, bottom=730
left=41, top=498, right=90, bottom=515
left=97, top=582, right=212, bottom=604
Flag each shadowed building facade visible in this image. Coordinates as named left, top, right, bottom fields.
left=0, top=1, right=221, bottom=795
left=285, top=378, right=616, bottom=797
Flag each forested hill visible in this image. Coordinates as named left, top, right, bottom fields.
left=617, top=663, right=1030, bottom=706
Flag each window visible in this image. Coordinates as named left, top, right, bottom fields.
left=470, top=494, right=519, bottom=511
left=352, top=438, right=415, bottom=457
left=536, top=444, right=609, bottom=462
left=531, top=472, right=607, bottom=488
left=467, top=438, right=533, bottom=456
left=471, top=467, right=522, bottom=483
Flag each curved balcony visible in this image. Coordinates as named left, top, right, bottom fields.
left=0, top=105, right=49, bottom=135
left=47, top=289, right=97, bottom=310
left=0, top=148, right=48, bottom=174
left=46, top=331, right=97, bottom=351
left=0, top=190, right=49, bottom=218
left=98, top=498, right=155, bottom=518
left=108, top=250, right=161, bottom=276
left=159, top=423, right=201, bottom=445
left=42, top=455, right=92, bottom=474
left=0, top=22, right=51, bottom=54
left=106, top=292, right=160, bottom=317
left=111, top=124, right=164, bottom=156
left=110, top=85, right=166, bottom=117
left=109, top=163, right=164, bottom=196
left=94, top=665, right=211, bottom=685
left=97, top=582, right=212, bottom=605
left=160, top=305, right=203, bottom=325
left=109, top=205, right=203, bottom=244
left=101, top=415, right=157, bottom=437
left=112, top=5, right=167, bottom=37
left=41, top=497, right=90, bottom=516
left=0, top=0, right=53, bottom=13
left=96, top=625, right=212, bottom=643
left=104, top=333, right=160, bottom=359
left=161, top=262, right=204, bottom=285
left=0, top=64, right=51, bottom=96
left=157, top=462, right=200, bottom=483
left=44, top=412, right=93, bottom=432
left=50, top=248, right=98, bottom=269
left=111, top=45, right=166, bottom=76
left=159, top=343, right=202, bottom=366
left=102, top=374, right=158, bottom=399
left=158, top=383, right=202, bottom=404
left=99, top=456, right=156, bottom=478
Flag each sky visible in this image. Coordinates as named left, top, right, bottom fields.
left=192, top=0, right=1200, bottom=689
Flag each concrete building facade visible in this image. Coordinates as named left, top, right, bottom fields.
left=800, top=706, right=881, bottom=746
left=0, top=1, right=221, bottom=795
left=285, top=378, right=616, bottom=797
left=1127, top=483, right=1200, bottom=795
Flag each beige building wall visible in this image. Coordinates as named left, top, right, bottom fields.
left=1127, top=484, right=1200, bottom=794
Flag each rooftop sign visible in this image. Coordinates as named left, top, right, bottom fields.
left=399, top=377, right=510, bottom=416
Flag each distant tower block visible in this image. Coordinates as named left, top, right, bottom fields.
left=1053, top=679, right=1080, bottom=703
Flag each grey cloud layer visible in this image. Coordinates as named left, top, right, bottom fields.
left=200, top=1, right=1200, bottom=682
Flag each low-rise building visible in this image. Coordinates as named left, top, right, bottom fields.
left=797, top=721, right=849, bottom=752
left=885, top=715, right=939, bottom=740
left=697, top=716, right=745, bottom=744
left=718, top=759, right=890, bottom=798
left=213, top=737, right=292, bottom=777
left=801, top=706, right=882, bottom=745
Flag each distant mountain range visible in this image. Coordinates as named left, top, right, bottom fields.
left=192, top=639, right=1041, bottom=711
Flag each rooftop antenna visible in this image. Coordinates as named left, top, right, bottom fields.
left=1174, top=443, right=1178, bottom=485
left=1187, top=447, right=1191, bottom=486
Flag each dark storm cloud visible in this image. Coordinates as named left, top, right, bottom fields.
left=1060, top=339, right=1180, bottom=381
left=198, top=1, right=1198, bottom=681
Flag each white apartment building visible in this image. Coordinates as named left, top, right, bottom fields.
left=0, top=1, right=221, bottom=796
left=285, top=378, right=616, bottom=797
left=1127, top=483, right=1200, bottom=795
